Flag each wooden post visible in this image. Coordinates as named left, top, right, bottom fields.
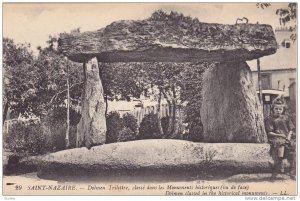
left=257, top=59, right=263, bottom=103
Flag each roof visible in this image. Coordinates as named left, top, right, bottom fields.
left=256, top=89, right=289, bottom=97
left=248, top=30, right=297, bottom=71
left=251, top=68, right=296, bottom=72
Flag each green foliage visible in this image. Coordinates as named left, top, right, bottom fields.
left=106, top=112, right=124, bottom=143
left=5, top=122, right=50, bottom=155
left=180, top=62, right=213, bottom=142
left=3, top=37, right=82, bottom=119
left=276, top=3, right=297, bottom=42
left=106, top=112, right=139, bottom=143
left=43, top=106, right=81, bottom=126
left=34, top=43, right=83, bottom=112
left=102, top=61, right=210, bottom=141
left=4, top=108, right=79, bottom=155
left=99, top=61, right=211, bottom=140
left=161, top=116, right=169, bottom=136
left=118, top=127, right=136, bottom=142
left=149, top=10, right=199, bottom=25
left=3, top=37, right=82, bottom=151
left=42, top=121, right=77, bottom=151
left=122, top=113, right=138, bottom=135
left=8, top=122, right=77, bottom=154
left=41, top=107, right=79, bottom=150
left=276, top=3, right=297, bottom=26
left=138, top=113, right=162, bottom=139
left=186, top=115, right=204, bottom=142
left=100, top=63, right=145, bottom=101
left=257, top=3, right=297, bottom=42
left=3, top=38, right=35, bottom=118
left=256, top=3, right=271, bottom=9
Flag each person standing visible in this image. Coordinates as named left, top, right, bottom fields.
left=265, top=96, right=296, bottom=180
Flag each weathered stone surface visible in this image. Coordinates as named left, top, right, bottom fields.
left=58, top=12, right=277, bottom=63
left=200, top=62, right=267, bottom=143
left=76, top=57, right=106, bottom=148
left=37, top=140, right=272, bottom=181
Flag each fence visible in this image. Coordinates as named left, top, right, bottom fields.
left=3, top=118, right=40, bottom=136
left=129, top=104, right=170, bottom=125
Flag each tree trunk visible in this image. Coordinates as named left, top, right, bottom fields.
left=162, top=89, right=173, bottom=138
left=200, top=61, right=267, bottom=143
left=65, top=65, right=70, bottom=149
left=76, top=57, right=106, bottom=148
left=157, top=87, right=164, bottom=137
left=170, top=86, right=177, bottom=137
left=104, top=95, right=108, bottom=117
left=3, top=101, right=8, bottom=125
left=172, top=107, right=185, bottom=139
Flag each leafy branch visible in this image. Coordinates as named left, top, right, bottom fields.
left=50, top=82, right=83, bottom=104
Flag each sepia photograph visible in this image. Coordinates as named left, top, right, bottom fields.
left=2, top=2, right=297, bottom=197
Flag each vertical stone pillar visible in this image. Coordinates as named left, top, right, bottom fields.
left=77, top=57, right=106, bottom=148
left=200, top=61, right=267, bottom=143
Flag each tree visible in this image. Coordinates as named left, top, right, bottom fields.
left=3, top=38, right=34, bottom=123
left=257, top=3, right=297, bottom=42
left=276, top=3, right=297, bottom=26
left=138, top=113, right=162, bottom=139
left=100, top=61, right=183, bottom=138
left=106, top=111, right=123, bottom=143
left=101, top=61, right=208, bottom=140
left=179, top=62, right=212, bottom=141
left=3, top=36, right=83, bottom=149
left=132, top=62, right=184, bottom=138
left=256, top=3, right=271, bottom=9
left=36, top=37, right=82, bottom=148
left=276, top=3, right=297, bottom=42
left=100, top=62, right=145, bottom=116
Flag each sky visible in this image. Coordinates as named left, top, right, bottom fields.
left=3, top=3, right=293, bottom=54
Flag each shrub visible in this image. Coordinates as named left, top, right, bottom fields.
left=187, top=116, right=204, bottom=142
left=161, top=116, right=169, bottom=137
left=138, top=113, right=162, bottom=140
left=106, top=112, right=139, bottom=143
left=118, top=127, right=136, bottom=142
left=122, top=113, right=138, bottom=135
left=40, top=121, right=78, bottom=152
left=106, top=111, right=123, bottom=143
left=5, top=122, right=50, bottom=155
left=42, top=107, right=80, bottom=151
left=45, top=106, right=81, bottom=126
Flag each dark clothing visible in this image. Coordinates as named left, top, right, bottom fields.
left=265, top=114, right=295, bottom=148
left=265, top=114, right=295, bottom=136
left=265, top=114, right=296, bottom=177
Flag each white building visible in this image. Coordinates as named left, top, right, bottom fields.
left=248, top=27, right=296, bottom=95
left=247, top=27, right=296, bottom=117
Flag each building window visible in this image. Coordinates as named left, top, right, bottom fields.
left=281, top=40, right=291, bottom=48
left=261, top=73, right=272, bottom=89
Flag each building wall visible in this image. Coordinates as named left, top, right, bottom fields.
left=248, top=29, right=296, bottom=97
left=252, top=69, right=296, bottom=92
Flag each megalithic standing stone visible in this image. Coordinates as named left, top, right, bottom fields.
left=77, top=57, right=106, bottom=148
left=200, top=61, right=267, bottom=143
left=59, top=12, right=278, bottom=144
